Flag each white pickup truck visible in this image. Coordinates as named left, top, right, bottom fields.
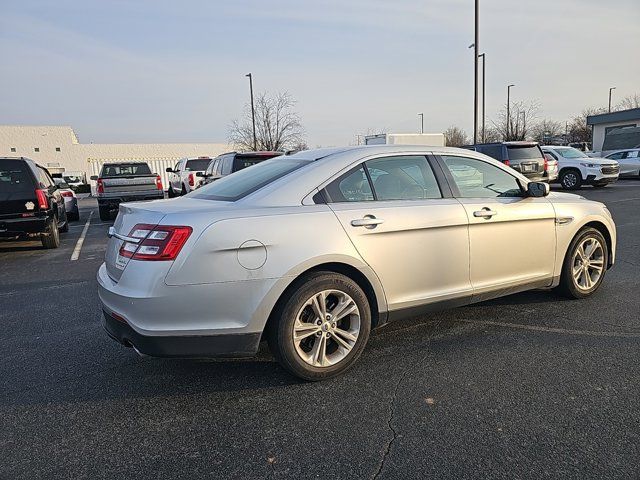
left=165, top=157, right=212, bottom=197
left=91, top=162, right=164, bottom=220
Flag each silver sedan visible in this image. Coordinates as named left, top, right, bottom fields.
left=98, top=145, right=617, bottom=380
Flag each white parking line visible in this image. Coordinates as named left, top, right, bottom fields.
left=70, top=211, right=94, bottom=261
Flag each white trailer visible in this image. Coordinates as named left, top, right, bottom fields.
left=364, top=133, right=446, bottom=147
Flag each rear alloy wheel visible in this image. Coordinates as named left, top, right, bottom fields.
left=268, top=272, right=371, bottom=381
left=41, top=218, right=60, bottom=249
left=560, top=169, right=582, bottom=190
left=557, top=227, right=608, bottom=299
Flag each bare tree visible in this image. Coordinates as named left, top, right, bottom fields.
left=530, top=119, right=564, bottom=143
left=567, top=107, right=606, bottom=144
left=229, top=91, right=305, bottom=151
left=615, top=93, right=640, bottom=111
left=481, top=126, right=502, bottom=143
left=444, top=126, right=469, bottom=147
left=492, top=100, right=540, bottom=141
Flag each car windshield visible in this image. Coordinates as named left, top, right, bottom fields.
left=556, top=148, right=589, bottom=159
left=0, top=159, right=35, bottom=193
left=193, top=158, right=309, bottom=201
left=101, top=164, right=152, bottom=176
left=506, top=145, right=543, bottom=160
left=185, top=159, right=211, bottom=171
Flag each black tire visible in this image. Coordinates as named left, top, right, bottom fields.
left=69, top=210, right=80, bottom=222
left=41, top=218, right=60, bottom=249
left=267, top=272, right=371, bottom=381
left=557, top=227, right=608, bottom=299
left=560, top=169, right=582, bottom=190
left=181, top=185, right=187, bottom=196
left=59, top=215, right=69, bottom=233
left=99, top=205, right=111, bottom=221
left=168, top=186, right=176, bottom=198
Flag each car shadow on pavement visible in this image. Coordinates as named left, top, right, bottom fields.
left=0, top=242, right=46, bottom=252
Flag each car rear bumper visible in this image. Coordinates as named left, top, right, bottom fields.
left=0, top=216, right=48, bottom=238
left=98, top=192, right=164, bottom=207
left=102, top=309, right=261, bottom=358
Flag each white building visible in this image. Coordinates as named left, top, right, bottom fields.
left=586, top=108, right=640, bottom=153
left=0, top=125, right=231, bottom=186
left=364, top=132, right=446, bottom=146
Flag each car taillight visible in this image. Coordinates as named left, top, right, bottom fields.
left=543, top=157, right=548, bottom=172
left=118, top=223, right=192, bottom=261
left=503, top=159, right=510, bottom=167
left=155, top=175, right=163, bottom=190
left=97, top=178, right=104, bottom=194
left=35, top=189, right=48, bottom=209
left=188, top=173, right=194, bottom=187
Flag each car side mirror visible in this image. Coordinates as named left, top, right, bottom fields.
left=196, top=171, right=205, bottom=177
left=527, top=181, right=550, bottom=197
left=90, top=175, right=98, bottom=181
left=165, top=167, right=173, bottom=173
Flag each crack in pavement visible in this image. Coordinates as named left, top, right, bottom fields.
left=372, top=321, right=442, bottom=480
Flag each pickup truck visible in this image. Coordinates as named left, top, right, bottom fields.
left=91, top=162, right=164, bottom=221
left=165, top=157, right=212, bottom=197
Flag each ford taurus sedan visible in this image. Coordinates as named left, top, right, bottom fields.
left=98, top=146, right=616, bottom=380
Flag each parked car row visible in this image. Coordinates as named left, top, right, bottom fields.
left=541, top=146, right=620, bottom=190
left=165, top=152, right=284, bottom=196
left=0, top=157, right=71, bottom=249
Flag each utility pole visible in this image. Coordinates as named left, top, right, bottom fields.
left=506, top=84, right=515, bottom=140
left=246, top=73, right=257, bottom=150
left=608, top=86, right=616, bottom=113
left=418, top=113, right=424, bottom=134
left=473, top=0, right=479, bottom=144
left=478, top=53, right=485, bottom=142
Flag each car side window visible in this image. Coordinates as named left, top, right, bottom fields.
left=209, top=159, right=220, bottom=175
left=441, top=155, right=523, bottom=198
left=173, top=162, right=180, bottom=172
left=545, top=151, right=558, bottom=160
left=628, top=151, right=639, bottom=158
left=606, top=152, right=624, bottom=160
left=36, top=167, right=53, bottom=188
left=365, top=155, right=441, bottom=200
left=325, top=166, right=374, bottom=202
left=221, top=158, right=233, bottom=175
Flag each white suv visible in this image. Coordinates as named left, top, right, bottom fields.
left=166, top=157, right=212, bottom=197
left=542, top=146, right=619, bottom=190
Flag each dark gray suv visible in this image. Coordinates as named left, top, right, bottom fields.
left=464, top=142, right=547, bottom=182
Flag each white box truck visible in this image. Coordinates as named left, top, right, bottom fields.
left=364, top=133, right=446, bottom=146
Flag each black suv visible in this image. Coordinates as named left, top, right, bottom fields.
left=464, top=142, right=546, bottom=182
left=0, top=157, right=68, bottom=249
left=197, top=151, right=283, bottom=186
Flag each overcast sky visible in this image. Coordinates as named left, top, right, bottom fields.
left=1, top=0, right=638, bottom=146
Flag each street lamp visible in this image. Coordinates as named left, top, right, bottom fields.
left=245, top=73, right=257, bottom=150
left=473, top=0, right=479, bottom=144
left=608, top=86, right=616, bottom=113
left=478, top=53, right=485, bottom=142
left=506, top=84, right=515, bottom=139
left=418, top=113, right=424, bottom=134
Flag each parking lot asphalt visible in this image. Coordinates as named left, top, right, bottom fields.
left=1, top=183, right=639, bottom=480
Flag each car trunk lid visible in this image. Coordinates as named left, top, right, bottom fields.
left=0, top=159, right=39, bottom=218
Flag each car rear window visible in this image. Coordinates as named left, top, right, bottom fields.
left=185, top=159, right=211, bottom=171
left=101, top=164, right=152, bottom=177
left=478, top=145, right=504, bottom=161
left=193, top=158, right=309, bottom=201
left=506, top=146, right=543, bottom=160
left=0, top=159, right=36, bottom=193
left=233, top=154, right=281, bottom=172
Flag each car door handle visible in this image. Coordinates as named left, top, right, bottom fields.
left=351, top=216, right=384, bottom=228
left=473, top=208, right=497, bottom=218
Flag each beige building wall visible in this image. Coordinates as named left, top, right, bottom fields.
left=0, top=125, right=231, bottom=177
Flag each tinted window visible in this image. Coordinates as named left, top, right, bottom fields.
left=185, top=159, right=211, bottom=171
left=193, top=158, right=309, bottom=201
left=478, top=145, right=504, bottom=161
left=101, top=164, right=152, bottom=177
left=441, top=155, right=523, bottom=198
left=506, top=145, right=543, bottom=160
left=366, top=156, right=441, bottom=200
left=37, top=167, right=54, bottom=188
left=233, top=156, right=270, bottom=172
left=325, top=166, right=374, bottom=202
left=0, top=159, right=36, bottom=193
left=205, top=159, right=217, bottom=175
left=606, top=152, right=624, bottom=160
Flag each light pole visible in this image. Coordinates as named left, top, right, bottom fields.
left=245, top=73, right=257, bottom=150
left=418, top=113, right=424, bottom=134
left=506, top=84, right=515, bottom=140
left=473, top=0, right=479, bottom=144
left=608, top=86, right=616, bottom=113
left=478, top=53, right=485, bottom=142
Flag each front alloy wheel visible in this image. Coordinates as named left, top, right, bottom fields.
left=558, top=227, right=608, bottom=299
left=268, top=272, right=371, bottom=381
left=561, top=170, right=582, bottom=190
